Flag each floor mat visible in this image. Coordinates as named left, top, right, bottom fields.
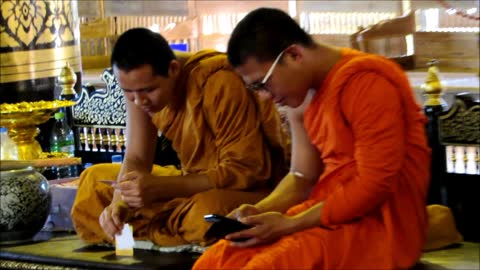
left=0, top=232, right=199, bottom=270
left=1, top=232, right=478, bottom=270
left=418, top=242, right=480, bottom=270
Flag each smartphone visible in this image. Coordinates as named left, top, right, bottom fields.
left=203, top=214, right=252, bottom=242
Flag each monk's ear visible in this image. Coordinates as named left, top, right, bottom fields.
left=168, top=60, right=180, bottom=78
left=285, top=44, right=305, bottom=63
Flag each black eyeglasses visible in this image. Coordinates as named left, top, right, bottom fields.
left=246, top=50, right=285, bottom=92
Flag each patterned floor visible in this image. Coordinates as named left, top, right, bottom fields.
left=0, top=231, right=478, bottom=270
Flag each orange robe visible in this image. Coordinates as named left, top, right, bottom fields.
left=193, top=49, right=431, bottom=269
left=71, top=50, right=288, bottom=246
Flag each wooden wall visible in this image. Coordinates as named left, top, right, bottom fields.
left=192, top=1, right=288, bottom=15
left=314, top=32, right=479, bottom=72
left=77, top=0, right=479, bottom=72
left=299, top=0, right=400, bottom=13
left=414, top=32, right=479, bottom=71
left=78, top=0, right=189, bottom=17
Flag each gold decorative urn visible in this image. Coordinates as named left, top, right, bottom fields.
left=422, top=59, right=447, bottom=108
left=58, top=62, right=78, bottom=98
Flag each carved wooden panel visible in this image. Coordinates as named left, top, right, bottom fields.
left=438, top=97, right=480, bottom=144
left=73, top=68, right=126, bottom=126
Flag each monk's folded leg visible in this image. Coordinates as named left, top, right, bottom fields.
left=72, top=163, right=266, bottom=246
left=241, top=228, right=342, bottom=270
left=149, top=189, right=270, bottom=246
left=71, top=163, right=121, bottom=243
left=71, top=164, right=182, bottom=243
left=193, top=227, right=334, bottom=270
left=194, top=219, right=397, bottom=270
left=193, top=239, right=267, bottom=270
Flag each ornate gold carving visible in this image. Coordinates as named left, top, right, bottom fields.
left=109, top=128, right=117, bottom=146
left=439, top=99, right=480, bottom=145
left=88, top=127, right=96, bottom=151
left=78, top=129, right=85, bottom=150
left=0, top=0, right=76, bottom=50
left=0, top=100, right=75, bottom=112
left=0, top=1, right=81, bottom=85
left=101, top=128, right=110, bottom=151
left=422, top=59, right=447, bottom=107
left=76, top=126, right=126, bottom=153
left=94, top=127, right=102, bottom=150
left=0, top=1, right=48, bottom=47
left=463, top=147, right=469, bottom=163
left=73, top=69, right=127, bottom=126
left=72, top=69, right=131, bottom=153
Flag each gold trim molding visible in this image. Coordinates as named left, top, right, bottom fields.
left=0, top=45, right=81, bottom=83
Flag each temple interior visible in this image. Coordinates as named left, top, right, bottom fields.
left=0, top=0, right=478, bottom=269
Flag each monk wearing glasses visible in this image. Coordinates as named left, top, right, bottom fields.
left=194, top=8, right=431, bottom=269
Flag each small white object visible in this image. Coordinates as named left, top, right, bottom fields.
left=290, top=170, right=305, bottom=178
left=0, top=127, right=18, bottom=160
left=115, top=223, right=134, bottom=256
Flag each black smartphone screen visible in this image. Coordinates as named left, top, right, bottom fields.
left=203, top=214, right=252, bottom=242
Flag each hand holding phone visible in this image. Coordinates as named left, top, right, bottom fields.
left=203, top=214, right=252, bottom=242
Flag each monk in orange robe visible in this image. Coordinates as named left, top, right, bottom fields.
left=193, top=8, right=430, bottom=269
left=71, top=28, right=288, bottom=246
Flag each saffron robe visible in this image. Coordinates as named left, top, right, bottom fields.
left=71, top=50, right=288, bottom=246
left=192, top=48, right=431, bottom=269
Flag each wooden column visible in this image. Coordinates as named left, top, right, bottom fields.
left=98, top=0, right=105, bottom=19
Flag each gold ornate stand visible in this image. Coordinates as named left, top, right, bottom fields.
left=0, top=100, right=76, bottom=160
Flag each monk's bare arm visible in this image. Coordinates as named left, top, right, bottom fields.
left=288, top=98, right=324, bottom=181
left=255, top=102, right=323, bottom=213
left=254, top=173, right=313, bottom=214
left=123, top=99, right=158, bottom=172
left=113, top=99, right=158, bottom=202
